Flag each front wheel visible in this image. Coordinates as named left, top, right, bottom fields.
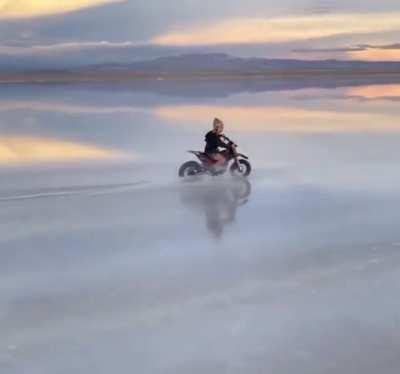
left=230, top=159, right=251, bottom=177
left=179, top=161, right=203, bottom=178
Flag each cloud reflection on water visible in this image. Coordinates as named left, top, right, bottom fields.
left=0, top=135, right=127, bottom=165
left=155, top=104, right=400, bottom=133
left=346, top=84, right=400, bottom=100
left=1, top=82, right=400, bottom=171
left=0, top=100, right=143, bottom=115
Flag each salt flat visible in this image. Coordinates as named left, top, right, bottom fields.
left=1, top=82, right=400, bottom=373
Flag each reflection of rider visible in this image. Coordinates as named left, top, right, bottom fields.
left=204, top=118, right=229, bottom=169
left=180, top=178, right=251, bottom=239
left=204, top=189, right=236, bottom=238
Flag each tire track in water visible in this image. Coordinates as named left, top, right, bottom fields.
left=0, top=181, right=149, bottom=202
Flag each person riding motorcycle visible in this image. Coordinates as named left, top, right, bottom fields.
left=205, top=118, right=231, bottom=170
left=178, top=117, right=251, bottom=178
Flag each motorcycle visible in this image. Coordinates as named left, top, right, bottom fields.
left=178, top=135, right=251, bottom=178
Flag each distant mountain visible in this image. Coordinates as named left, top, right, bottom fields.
left=0, top=45, right=185, bottom=71
left=85, top=53, right=400, bottom=75
left=2, top=53, right=400, bottom=83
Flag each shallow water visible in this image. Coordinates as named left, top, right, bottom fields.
left=1, top=80, right=400, bottom=373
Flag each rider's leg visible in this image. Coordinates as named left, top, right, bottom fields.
left=212, top=153, right=226, bottom=173
left=206, top=153, right=225, bottom=173
left=214, top=153, right=225, bottom=166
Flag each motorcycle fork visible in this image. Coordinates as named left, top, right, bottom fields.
left=232, top=150, right=242, bottom=172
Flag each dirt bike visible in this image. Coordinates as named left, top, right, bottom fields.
left=178, top=135, right=251, bottom=178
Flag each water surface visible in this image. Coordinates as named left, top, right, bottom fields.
left=1, top=80, right=400, bottom=374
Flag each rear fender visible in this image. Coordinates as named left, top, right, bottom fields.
left=188, top=150, right=210, bottom=163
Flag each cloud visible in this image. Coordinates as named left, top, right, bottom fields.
left=359, top=43, right=400, bottom=50
left=0, top=0, right=126, bottom=20
left=294, top=43, right=400, bottom=54
left=293, top=42, right=400, bottom=61
left=0, top=41, right=138, bottom=55
left=155, top=105, right=400, bottom=133
left=151, top=13, right=400, bottom=46
left=348, top=43, right=400, bottom=61
left=349, top=48, right=400, bottom=61
left=293, top=47, right=366, bottom=53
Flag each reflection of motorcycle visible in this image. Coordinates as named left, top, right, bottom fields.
left=179, top=177, right=252, bottom=239
left=178, top=136, right=251, bottom=178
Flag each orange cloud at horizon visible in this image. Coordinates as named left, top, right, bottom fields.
left=0, top=0, right=125, bottom=20
left=348, top=48, right=400, bottom=61
left=155, top=105, right=400, bottom=133
left=347, top=84, right=400, bottom=99
left=0, top=135, right=127, bottom=165
left=152, top=13, right=400, bottom=46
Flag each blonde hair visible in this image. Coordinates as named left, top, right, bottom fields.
left=213, top=118, right=224, bottom=131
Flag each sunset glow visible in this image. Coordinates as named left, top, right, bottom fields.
left=152, top=13, right=400, bottom=46
left=0, top=0, right=124, bottom=19
left=348, top=48, right=400, bottom=62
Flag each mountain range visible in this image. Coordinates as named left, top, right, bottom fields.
left=1, top=54, right=400, bottom=83
left=88, top=53, right=400, bottom=74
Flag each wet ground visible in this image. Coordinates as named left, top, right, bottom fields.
left=1, top=80, right=400, bottom=373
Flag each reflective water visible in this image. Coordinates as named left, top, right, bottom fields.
left=1, top=80, right=400, bottom=373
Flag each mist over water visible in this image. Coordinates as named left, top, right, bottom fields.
left=2, top=80, right=400, bottom=373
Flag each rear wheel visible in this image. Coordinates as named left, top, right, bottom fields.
left=230, top=159, right=251, bottom=177
left=178, top=161, right=203, bottom=179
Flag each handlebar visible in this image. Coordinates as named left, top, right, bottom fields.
left=221, top=134, right=237, bottom=147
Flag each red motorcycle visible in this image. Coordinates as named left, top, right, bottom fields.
left=179, top=136, right=251, bottom=178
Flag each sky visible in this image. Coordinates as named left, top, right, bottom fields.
left=1, top=0, right=400, bottom=68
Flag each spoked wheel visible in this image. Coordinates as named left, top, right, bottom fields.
left=178, top=161, right=203, bottom=180
left=230, top=159, right=251, bottom=177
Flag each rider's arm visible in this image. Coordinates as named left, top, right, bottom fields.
left=217, top=135, right=230, bottom=149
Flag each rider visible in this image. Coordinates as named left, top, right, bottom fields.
left=204, top=118, right=229, bottom=170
